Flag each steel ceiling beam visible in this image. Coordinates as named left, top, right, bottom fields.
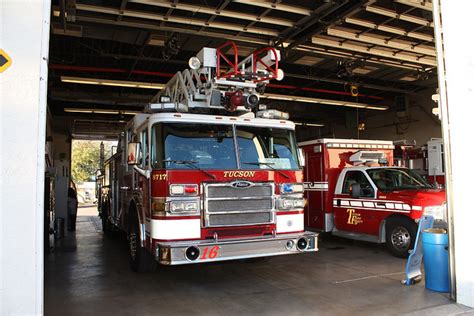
left=365, top=5, right=434, bottom=27
left=75, top=16, right=269, bottom=45
left=395, top=0, right=433, bottom=11
left=344, top=17, right=434, bottom=42
left=296, top=45, right=426, bottom=70
left=312, top=35, right=437, bottom=66
left=327, top=26, right=436, bottom=56
left=129, top=0, right=294, bottom=27
left=231, top=0, right=311, bottom=16
left=75, top=4, right=279, bottom=36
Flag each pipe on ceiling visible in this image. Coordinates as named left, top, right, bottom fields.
left=49, top=64, right=384, bottom=100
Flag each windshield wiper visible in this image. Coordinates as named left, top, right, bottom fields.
left=243, top=162, right=290, bottom=179
left=162, top=159, right=216, bottom=180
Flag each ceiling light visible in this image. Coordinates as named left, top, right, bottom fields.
left=64, top=108, right=141, bottom=115
left=61, top=76, right=165, bottom=89
left=294, top=122, right=325, bottom=127
left=260, top=93, right=388, bottom=111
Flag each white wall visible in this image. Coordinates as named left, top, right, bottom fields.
left=437, top=0, right=474, bottom=308
left=0, top=0, right=50, bottom=314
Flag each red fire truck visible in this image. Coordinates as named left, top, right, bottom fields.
left=97, top=42, right=317, bottom=272
left=300, top=138, right=446, bottom=257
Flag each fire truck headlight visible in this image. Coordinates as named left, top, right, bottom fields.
left=423, top=204, right=447, bottom=221
left=169, top=200, right=199, bottom=214
left=278, top=198, right=305, bottom=210
left=280, top=183, right=304, bottom=194
left=293, top=199, right=305, bottom=209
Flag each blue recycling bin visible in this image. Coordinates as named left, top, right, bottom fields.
left=422, top=228, right=449, bottom=292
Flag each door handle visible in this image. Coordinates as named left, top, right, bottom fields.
left=120, top=186, right=130, bottom=190
left=337, top=199, right=341, bottom=207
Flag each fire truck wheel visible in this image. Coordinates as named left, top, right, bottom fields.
left=386, top=218, right=417, bottom=258
left=101, top=202, right=114, bottom=236
left=128, top=212, right=157, bottom=273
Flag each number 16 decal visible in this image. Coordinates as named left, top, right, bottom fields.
left=200, top=246, right=220, bottom=259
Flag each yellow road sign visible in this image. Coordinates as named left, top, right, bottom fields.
left=0, top=49, right=12, bottom=73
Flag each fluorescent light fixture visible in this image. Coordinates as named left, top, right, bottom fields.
left=61, top=76, right=165, bottom=89
left=294, top=122, right=325, bottom=127
left=64, top=108, right=141, bottom=115
left=260, top=93, right=388, bottom=111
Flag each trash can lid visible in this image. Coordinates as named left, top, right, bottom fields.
left=424, top=228, right=447, bottom=234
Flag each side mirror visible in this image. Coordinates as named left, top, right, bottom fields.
left=127, top=142, right=141, bottom=165
left=297, top=148, right=306, bottom=167
left=350, top=183, right=361, bottom=199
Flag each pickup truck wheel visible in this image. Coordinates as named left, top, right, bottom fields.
left=386, top=218, right=417, bottom=258
left=128, top=213, right=157, bottom=273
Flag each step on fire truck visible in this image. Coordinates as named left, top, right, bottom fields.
left=299, top=138, right=446, bottom=257
left=97, top=42, right=318, bottom=272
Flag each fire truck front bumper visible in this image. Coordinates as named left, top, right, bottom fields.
left=154, top=232, right=318, bottom=265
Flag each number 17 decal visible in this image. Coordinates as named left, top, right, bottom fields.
left=200, top=246, right=220, bottom=260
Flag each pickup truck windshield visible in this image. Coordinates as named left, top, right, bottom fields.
left=151, top=123, right=299, bottom=170
left=366, top=168, right=432, bottom=192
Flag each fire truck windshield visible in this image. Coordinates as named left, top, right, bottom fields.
left=151, top=123, right=299, bottom=170
left=366, top=168, right=433, bottom=192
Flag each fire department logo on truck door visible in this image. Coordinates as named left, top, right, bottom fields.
left=347, top=209, right=363, bottom=225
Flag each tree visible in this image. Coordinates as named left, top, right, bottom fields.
left=71, top=140, right=115, bottom=183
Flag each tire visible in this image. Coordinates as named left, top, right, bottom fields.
left=101, top=201, right=114, bottom=236
left=128, top=210, right=157, bottom=273
left=386, top=217, right=417, bottom=258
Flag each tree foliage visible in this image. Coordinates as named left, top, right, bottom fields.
left=71, top=140, right=115, bottom=183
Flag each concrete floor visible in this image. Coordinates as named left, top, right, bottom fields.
left=45, top=209, right=472, bottom=316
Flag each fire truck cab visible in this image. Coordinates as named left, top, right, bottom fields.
left=97, top=42, right=317, bottom=271
left=300, top=138, right=446, bottom=257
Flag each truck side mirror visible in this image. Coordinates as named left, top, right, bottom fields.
left=350, top=183, right=361, bottom=199
left=298, top=148, right=306, bottom=167
left=127, top=142, right=141, bottom=165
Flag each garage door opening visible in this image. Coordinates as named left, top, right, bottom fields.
left=39, top=0, right=469, bottom=314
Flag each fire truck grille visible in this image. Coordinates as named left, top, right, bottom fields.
left=207, top=199, right=272, bottom=213
left=209, top=213, right=272, bottom=227
left=204, top=182, right=275, bottom=227
left=207, top=186, right=272, bottom=198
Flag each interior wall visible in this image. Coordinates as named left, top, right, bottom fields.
left=365, top=91, right=442, bottom=146
left=296, top=91, right=441, bottom=146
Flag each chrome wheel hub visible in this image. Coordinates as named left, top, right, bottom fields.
left=391, top=226, right=411, bottom=251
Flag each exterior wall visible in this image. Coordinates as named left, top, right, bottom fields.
left=437, top=0, right=474, bottom=307
left=0, top=0, right=50, bottom=314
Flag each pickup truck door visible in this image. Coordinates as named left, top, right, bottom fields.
left=333, top=170, right=379, bottom=235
